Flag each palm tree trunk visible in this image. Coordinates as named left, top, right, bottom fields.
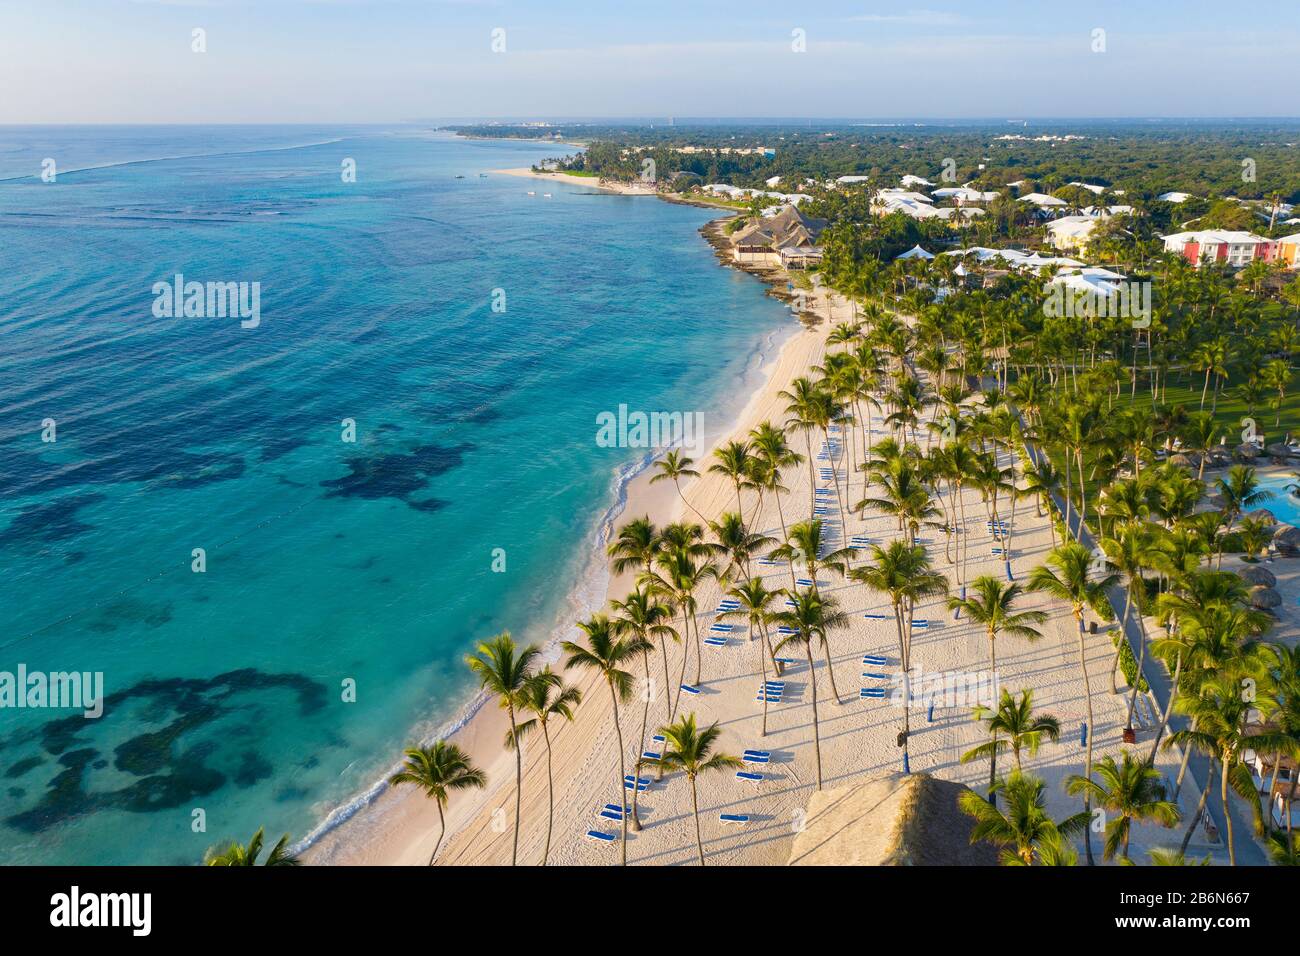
left=1221, top=755, right=1235, bottom=866
left=806, top=641, right=824, bottom=788
left=1076, top=617, right=1096, bottom=866
left=632, top=650, right=651, bottom=832
left=509, top=704, right=522, bottom=867
left=1179, top=766, right=1213, bottom=855
left=430, top=803, right=445, bottom=866
left=1123, top=609, right=1149, bottom=729
left=608, top=682, right=629, bottom=866
left=1147, top=653, right=1181, bottom=764
left=691, top=777, right=706, bottom=865
left=758, top=619, right=770, bottom=736
left=542, top=723, right=555, bottom=864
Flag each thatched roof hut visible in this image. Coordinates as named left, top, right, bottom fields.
left=1250, top=586, right=1283, bottom=610
left=1239, top=565, right=1277, bottom=588
left=788, top=772, right=998, bottom=866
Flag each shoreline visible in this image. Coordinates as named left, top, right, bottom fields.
left=303, top=211, right=804, bottom=865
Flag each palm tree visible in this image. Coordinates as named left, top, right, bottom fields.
left=1065, top=752, right=1180, bottom=861
left=1027, top=542, right=1118, bottom=866
left=607, top=516, right=660, bottom=578
left=650, top=451, right=705, bottom=523
left=749, top=420, right=804, bottom=540
left=959, top=771, right=1089, bottom=866
left=465, top=631, right=539, bottom=866
left=510, top=669, right=581, bottom=863
left=709, top=440, right=755, bottom=520
left=389, top=742, right=487, bottom=865
left=611, top=587, right=675, bottom=829
left=204, top=827, right=300, bottom=866
left=851, top=541, right=948, bottom=773
left=769, top=519, right=858, bottom=699
left=708, top=511, right=774, bottom=584
left=657, top=713, right=743, bottom=865
left=770, top=589, right=849, bottom=789
left=961, top=688, right=1060, bottom=796
left=722, top=577, right=781, bottom=735
left=947, top=576, right=1046, bottom=681
left=563, top=615, right=651, bottom=866
left=1166, top=673, right=1282, bottom=866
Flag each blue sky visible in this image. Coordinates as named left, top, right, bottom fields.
left=2, top=1, right=1296, bottom=123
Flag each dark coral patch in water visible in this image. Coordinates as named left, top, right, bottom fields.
left=2, top=668, right=328, bottom=834
left=4, top=756, right=43, bottom=779
left=320, top=442, right=471, bottom=510
left=0, top=493, right=105, bottom=547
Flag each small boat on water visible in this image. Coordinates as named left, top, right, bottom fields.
left=543, top=192, right=552, bottom=198
left=527, top=190, right=535, bottom=196
left=454, top=175, right=465, bottom=179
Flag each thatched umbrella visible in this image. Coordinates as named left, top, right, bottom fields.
left=1239, top=565, right=1277, bottom=588
left=1237, top=443, right=1261, bottom=460
left=1246, top=508, right=1277, bottom=525
left=1273, top=524, right=1300, bottom=556
left=1169, top=453, right=1193, bottom=470
left=1250, top=586, right=1282, bottom=610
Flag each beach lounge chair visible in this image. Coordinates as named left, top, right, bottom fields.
left=911, top=619, right=930, bottom=629
left=796, top=577, right=814, bottom=587
left=586, top=830, right=617, bottom=843
left=784, top=599, right=797, bottom=608
left=743, top=749, right=771, bottom=759
left=990, top=547, right=1006, bottom=556
left=736, top=771, right=763, bottom=783
left=862, top=654, right=887, bottom=665
left=680, top=683, right=700, bottom=695
left=862, top=672, right=888, bottom=680
left=762, top=681, right=785, bottom=689
left=597, top=808, right=623, bottom=821
left=860, top=687, right=887, bottom=699
left=864, top=612, right=888, bottom=620
left=642, top=751, right=661, bottom=762
left=774, top=657, right=795, bottom=666
left=743, top=754, right=770, bottom=764
left=777, top=625, right=797, bottom=635
left=652, top=735, right=665, bottom=744
left=703, top=637, right=727, bottom=647
left=710, top=622, right=734, bottom=633
left=719, top=814, right=749, bottom=824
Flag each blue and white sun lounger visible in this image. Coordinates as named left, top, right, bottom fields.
left=860, top=687, right=887, bottom=699
left=704, top=637, right=727, bottom=647
left=736, top=771, right=763, bottom=782
left=862, top=654, right=887, bottom=665
left=785, top=599, right=797, bottom=608
left=597, top=808, right=623, bottom=821
left=720, top=814, right=749, bottom=824
left=777, top=625, right=797, bottom=635
left=652, top=735, right=665, bottom=744
left=743, top=749, right=771, bottom=759
left=911, top=619, right=930, bottom=629
left=743, top=754, right=770, bottom=765
left=680, top=683, right=701, bottom=695
left=991, top=547, right=1006, bottom=556
left=763, top=680, right=785, bottom=689
left=774, top=657, right=795, bottom=666
left=864, top=612, right=888, bottom=620
left=862, top=671, right=888, bottom=680
left=642, top=751, right=661, bottom=762
left=717, top=600, right=740, bottom=609
left=586, top=829, right=617, bottom=843
left=758, top=557, right=780, bottom=567
left=710, top=623, right=734, bottom=633
left=796, top=578, right=814, bottom=587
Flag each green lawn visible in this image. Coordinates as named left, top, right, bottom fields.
left=1112, top=369, right=1300, bottom=445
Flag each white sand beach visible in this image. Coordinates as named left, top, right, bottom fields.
left=307, top=278, right=1208, bottom=867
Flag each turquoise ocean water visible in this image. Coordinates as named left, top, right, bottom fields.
left=0, top=127, right=794, bottom=864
